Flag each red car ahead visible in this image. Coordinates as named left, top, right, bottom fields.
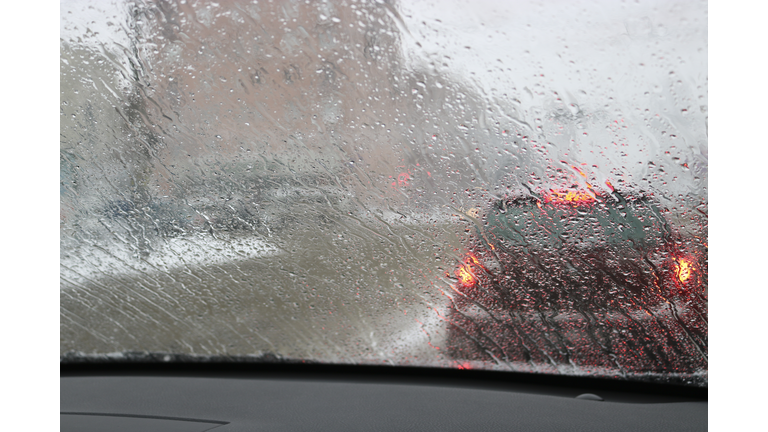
left=445, top=187, right=707, bottom=383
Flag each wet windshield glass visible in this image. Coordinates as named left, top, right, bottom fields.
left=61, top=0, right=707, bottom=386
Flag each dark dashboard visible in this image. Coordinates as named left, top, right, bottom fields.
left=61, top=362, right=707, bottom=432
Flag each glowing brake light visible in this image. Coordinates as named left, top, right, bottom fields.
left=457, top=265, right=475, bottom=286
left=675, top=258, right=695, bottom=283
left=543, top=189, right=596, bottom=205
left=456, top=254, right=481, bottom=287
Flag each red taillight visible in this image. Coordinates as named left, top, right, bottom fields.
left=455, top=254, right=482, bottom=287
left=675, top=258, right=694, bottom=283
left=456, top=264, right=476, bottom=286
left=543, top=188, right=596, bottom=206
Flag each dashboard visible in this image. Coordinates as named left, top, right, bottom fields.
left=61, top=362, right=707, bottom=432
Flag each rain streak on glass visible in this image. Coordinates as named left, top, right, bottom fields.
left=61, top=0, right=707, bottom=385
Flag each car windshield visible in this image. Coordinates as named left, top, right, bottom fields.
left=60, top=0, right=707, bottom=386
